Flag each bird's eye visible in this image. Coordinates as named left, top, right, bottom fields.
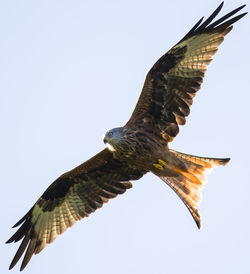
left=108, top=132, right=113, bottom=137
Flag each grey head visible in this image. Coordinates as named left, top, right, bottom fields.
left=103, top=127, right=125, bottom=151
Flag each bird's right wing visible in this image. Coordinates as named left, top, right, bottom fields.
left=6, top=148, right=146, bottom=271
left=126, top=3, right=247, bottom=142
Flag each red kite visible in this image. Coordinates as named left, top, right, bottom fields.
left=7, top=2, right=247, bottom=271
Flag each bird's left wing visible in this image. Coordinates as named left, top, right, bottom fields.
left=126, top=3, right=246, bottom=142
left=6, top=148, right=146, bottom=271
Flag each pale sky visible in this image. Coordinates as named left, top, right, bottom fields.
left=1, top=1, right=249, bottom=273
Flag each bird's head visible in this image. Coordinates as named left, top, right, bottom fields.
left=103, top=127, right=125, bottom=152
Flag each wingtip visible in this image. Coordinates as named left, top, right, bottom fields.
left=9, top=256, right=19, bottom=270
left=238, top=4, right=247, bottom=10
left=219, top=2, right=224, bottom=10
left=214, top=2, right=224, bottom=16
left=9, top=263, right=15, bottom=271
left=240, top=11, right=248, bottom=17
left=5, top=235, right=14, bottom=244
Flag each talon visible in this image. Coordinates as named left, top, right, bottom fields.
left=158, top=159, right=167, bottom=166
left=153, top=163, right=163, bottom=170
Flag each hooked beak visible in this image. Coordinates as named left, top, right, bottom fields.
left=103, top=137, right=108, bottom=144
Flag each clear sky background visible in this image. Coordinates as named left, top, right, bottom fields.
left=1, top=0, right=249, bottom=273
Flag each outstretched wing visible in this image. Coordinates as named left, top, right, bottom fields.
left=6, top=148, right=146, bottom=271
left=126, top=3, right=246, bottom=142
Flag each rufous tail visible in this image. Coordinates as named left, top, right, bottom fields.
left=160, top=149, right=230, bottom=229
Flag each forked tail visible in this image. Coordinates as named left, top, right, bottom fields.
left=160, top=149, right=230, bottom=228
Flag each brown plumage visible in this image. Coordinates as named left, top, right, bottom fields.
left=7, top=149, right=146, bottom=271
left=7, top=2, right=246, bottom=271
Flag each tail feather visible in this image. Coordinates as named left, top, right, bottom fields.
left=160, top=150, right=230, bottom=228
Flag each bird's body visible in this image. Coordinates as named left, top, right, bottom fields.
left=104, top=126, right=185, bottom=177
left=7, top=2, right=247, bottom=271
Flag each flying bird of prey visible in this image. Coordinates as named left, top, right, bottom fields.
left=7, top=2, right=247, bottom=271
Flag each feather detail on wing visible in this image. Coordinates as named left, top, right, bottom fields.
left=126, top=3, right=247, bottom=142
left=6, top=149, right=146, bottom=271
